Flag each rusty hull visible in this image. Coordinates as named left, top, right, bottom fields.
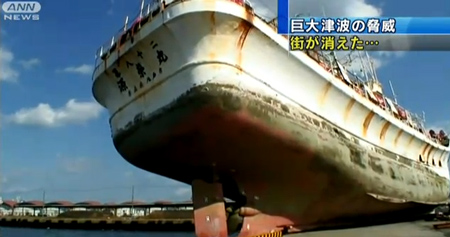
left=113, top=83, right=448, bottom=234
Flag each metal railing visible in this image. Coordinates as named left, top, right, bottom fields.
left=92, top=0, right=255, bottom=75
left=93, top=0, right=163, bottom=72
left=92, top=0, right=260, bottom=76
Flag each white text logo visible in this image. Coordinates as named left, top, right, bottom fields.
left=2, top=1, right=41, bottom=21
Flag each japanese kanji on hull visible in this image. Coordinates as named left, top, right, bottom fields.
left=91, top=0, right=450, bottom=236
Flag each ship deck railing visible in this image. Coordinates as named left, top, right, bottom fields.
left=92, top=0, right=258, bottom=79
left=92, top=0, right=163, bottom=76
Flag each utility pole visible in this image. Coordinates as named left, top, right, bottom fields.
left=131, top=185, right=134, bottom=218
left=42, top=190, right=46, bottom=216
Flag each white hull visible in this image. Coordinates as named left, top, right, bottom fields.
left=92, top=0, right=450, bottom=235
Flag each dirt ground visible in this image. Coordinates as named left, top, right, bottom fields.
left=292, top=221, right=450, bottom=237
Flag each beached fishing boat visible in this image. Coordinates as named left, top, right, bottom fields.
left=92, top=0, right=450, bottom=236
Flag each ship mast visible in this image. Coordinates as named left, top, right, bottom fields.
left=365, top=51, right=378, bottom=82
left=357, top=51, right=369, bottom=82
left=388, top=80, right=398, bottom=104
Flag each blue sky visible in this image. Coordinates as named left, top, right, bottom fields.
left=0, top=0, right=449, bottom=203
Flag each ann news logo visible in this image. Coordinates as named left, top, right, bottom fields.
left=2, top=1, right=41, bottom=21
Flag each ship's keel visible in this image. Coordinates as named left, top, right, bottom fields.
left=192, top=179, right=228, bottom=237
left=191, top=179, right=292, bottom=237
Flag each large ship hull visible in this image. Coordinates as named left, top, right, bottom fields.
left=112, top=83, right=444, bottom=224
left=92, top=0, right=450, bottom=236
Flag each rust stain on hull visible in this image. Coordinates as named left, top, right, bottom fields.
left=236, top=20, right=252, bottom=73
left=237, top=21, right=251, bottom=50
left=343, top=99, right=356, bottom=122
left=379, top=121, right=391, bottom=144
left=393, top=130, right=404, bottom=147
left=422, top=143, right=431, bottom=164
left=319, top=82, right=333, bottom=107
left=407, top=135, right=414, bottom=148
left=362, top=111, right=375, bottom=138
left=208, top=52, right=216, bottom=60
left=210, top=12, right=216, bottom=34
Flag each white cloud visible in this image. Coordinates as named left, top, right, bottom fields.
left=0, top=47, right=19, bottom=82
left=0, top=113, right=4, bottom=129
left=6, top=99, right=104, bottom=127
left=58, top=64, right=93, bottom=75
left=174, top=187, right=191, bottom=197
left=253, top=0, right=381, bottom=21
left=19, top=58, right=40, bottom=69
left=375, top=51, right=405, bottom=58
left=336, top=50, right=404, bottom=76
left=107, top=0, right=115, bottom=15
left=3, top=187, right=36, bottom=194
left=1, top=176, right=7, bottom=184
left=253, top=0, right=404, bottom=73
left=124, top=171, right=134, bottom=178
left=60, top=157, right=92, bottom=174
left=370, top=51, right=405, bottom=68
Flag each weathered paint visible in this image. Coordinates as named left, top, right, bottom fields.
left=93, top=1, right=450, bottom=171
left=319, top=82, right=333, bottom=108
left=379, top=121, right=391, bottom=144
left=393, top=129, right=404, bottom=147
left=422, top=143, right=431, bottom=164
left=407, top=135, right=415, bottom=149
left=192, top=180, right=228, bottom=237
left=362, top=111, right=375, bottom=138
left=210, top=12, right=216, bottom=34
left=108, top=83, right=448, bottom=233
left=427, top=147, right=434, bottom=162
left=91, top=0, right=450, bottom=236
left=343, top=99, right=356, bottom=122
left=236, top=20, right=252, bottom=73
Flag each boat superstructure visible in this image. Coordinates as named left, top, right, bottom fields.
left=92, top=0, right=450, bottom=236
